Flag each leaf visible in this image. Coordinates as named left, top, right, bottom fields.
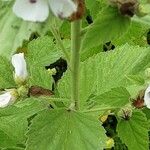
left=27, top=36, right=62, bottom=67
left=80, top=45, right=103, bottom=62
left=114, top=20, right=149, bottom=46
left=26, top=109, right=107, bottom=150
left=0, top=2, right=54, bottom=58
left=92, top=87, right=130, bottom=107
left=0, top=56, right=15, bottom=89
left=81, top=7, right=130, bottom=51
left=27, top=36, right=62, bottom=88
left=125, top=75, right=145, bottom=86
left=58, top=44, right=150, bottom=109
left=85, top=0, right=103, bottom=19
left=28, top=66, right=53, bottom=89
left=0, top=98, right=47, bottom=148
left=117, top=111, right=149, bottom=150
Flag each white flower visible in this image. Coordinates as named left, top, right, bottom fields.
left=13, top=0, right=77, bottom=22
left=0, top=92, right=14, bottom=108
left=12, top=53, right=28, bottom=82
left=144, top=85, right=150, bottom=109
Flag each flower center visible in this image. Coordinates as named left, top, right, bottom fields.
left=29, top=0, right=37, bottom=3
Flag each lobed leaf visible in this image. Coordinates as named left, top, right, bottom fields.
left=117, top=111, right=149, bottom=150
left=0, top=98, right=47, bottom=148
left=26, top=109, right=107, bottom=150
left=81, top=7, right=131, bottom=51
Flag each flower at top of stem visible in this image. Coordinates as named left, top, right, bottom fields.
left=144, top=85, right=150, bottom=109
left=0, top=89, right=18, bottom=108
left=11, top=53, right=28, bottom=84
left=13, top=0, right=78, bottom=22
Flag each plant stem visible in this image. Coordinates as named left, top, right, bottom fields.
left=71, top=20, right=82, bottom=110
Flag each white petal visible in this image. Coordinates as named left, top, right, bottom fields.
left=0, top=92, right=12, bottom=108
left=13, top=0, right=49, bottom=22
left=49, top=0, right=77, bottom=18
left=144, top=85, right=150, bottom=109
left=12, top=53, right=28, bottom=80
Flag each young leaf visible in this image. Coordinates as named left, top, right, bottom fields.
left=81, top=7, right=130, bottom=51
left=0, top=56, right=15, bottom=89
left=26, top=109, right=107, bottom=150
left=0, top=98, right=47, bottom=148
left=117, top=111, right=149, bottom=150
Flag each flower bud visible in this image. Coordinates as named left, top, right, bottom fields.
left=105, top=138, right=114, bottom=149
left=144, top=85, right=150, bottom=109
left=132, top=92, right=145, bottom=109
left=117, top=105, right=133, bottom=120
left=17, top=85, right=29, bottom=98
left=100, top=110, right=111, bottom=123
left=100, top=115, right=108, bottom=123
left=145, top=68, right=150, bottom=79
left=11, top=53, right=28, bottom=85
left=136, top=4, right=150, bottom=17
left=109, top=0, right=139, bottom=17
left=47, top=68, right=57, bottom=75
left=0, top=89, right=18, bottom=108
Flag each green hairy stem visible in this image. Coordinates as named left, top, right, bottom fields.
left=70, top=20, right=82, bottom=110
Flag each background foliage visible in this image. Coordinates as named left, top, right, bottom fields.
left=0, top=0, right=149, bottom=150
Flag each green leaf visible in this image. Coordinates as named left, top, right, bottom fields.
left=27, top=36, right=62, bottom=67
left=26, top=109, right=107, bottom=150
left=27, top=36, right=62, bottom=88
left=92, top=87, right=130, bottom=107
left=85, top=0, right=103, bottom=19
left=81, top=7, right=130, bottom=51
left=28, top=66, right=53, bottom=89
left=80, top=45, right=103, bottom=62
left=0, top=56, right=15, bottom=89
left=125, top=75, right=145, bottom=86
left=114, top=20, right=149, bottom=46
left=58, top=44, right=150, bottom=109
left=117, top=111, right=149, bottom=150
left=0, top=98, right=47, bottom=148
